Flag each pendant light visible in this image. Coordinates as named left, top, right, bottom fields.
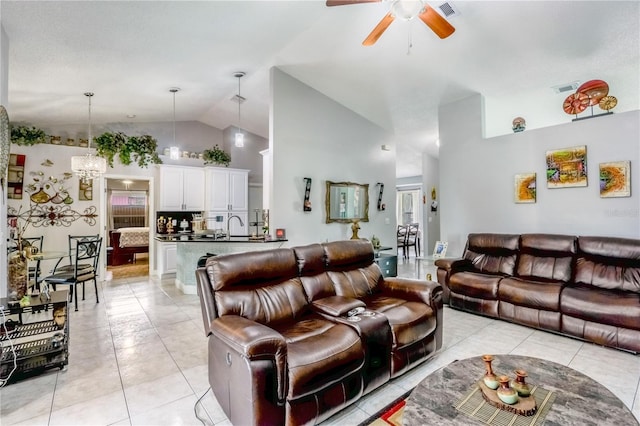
left=234, top=72, right=246, bottom=147
left=169, top=87, right=181, bottom=160
left=71, top=92, right=107, bottom=182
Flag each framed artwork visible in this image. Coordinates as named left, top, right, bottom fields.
left=79, top=179, right=93, bottom=201
left=433, top=241, right=448, bottom=258
left=514, top=173, right=536, bottom=203
left=546, top=145, right=588, bottom=188
left=599, top=161, right=631, bottom=198
left=7, top=153, right=26, bottom=199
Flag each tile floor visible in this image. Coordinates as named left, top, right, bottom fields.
left=1, top=257, right=639, bottom=425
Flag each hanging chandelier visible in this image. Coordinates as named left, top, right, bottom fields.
left=234, top=72, right=246, bottom=147
left=71, top=92, right=107, bottom=182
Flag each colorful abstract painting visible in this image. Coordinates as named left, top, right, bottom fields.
left=599, top=161, right=630, bottom=198
left=515, top=173, right=536, bottom=203
left=546, top=145, right=588, bottom=188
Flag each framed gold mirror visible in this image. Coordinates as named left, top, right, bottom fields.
left=325, top=181, right=369, bottom=223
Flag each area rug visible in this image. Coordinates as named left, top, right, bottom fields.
left=107, top=253, right=149, bottom=279
left=360, top=390, right=412, bottom=426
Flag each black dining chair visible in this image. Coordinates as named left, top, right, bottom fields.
left=397, top=225, right=408, bottom=258
left=44, top=236, right=102, bottom=311
left=405, top=223, right=421, bottom=258
left=53, top=234, right=100, bottom=273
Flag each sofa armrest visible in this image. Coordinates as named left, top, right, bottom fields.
left=312, top=296, right=366, bottom=317
left=379, top=277, right=443, bottom=308
left=211, top=315, right=288, bottom=402
left=434, top=257, right=472, bottom=272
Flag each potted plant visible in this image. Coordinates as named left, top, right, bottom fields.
left=202, top=145, right=231, bottom=167
left=94, top=131, right=162, bottom=168
left=10, top=124, right=48, bottom=145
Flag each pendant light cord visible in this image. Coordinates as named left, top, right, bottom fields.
left=85, top=92, right=94, bottom=150
left=237, top=75, right=242, bottom=132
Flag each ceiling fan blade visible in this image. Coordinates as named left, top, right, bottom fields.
left=363, top=12, right=395, bottom=46
left=326, top=0, right=381, bottom=6
left=418, top=5, right=455, bottom=39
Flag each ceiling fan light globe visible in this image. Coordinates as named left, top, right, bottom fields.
left=392, top=0, right=424, bottom=20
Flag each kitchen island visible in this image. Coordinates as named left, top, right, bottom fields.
left=155, top=234, right=288, bottom=294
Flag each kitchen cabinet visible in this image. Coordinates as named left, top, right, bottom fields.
left=205, top=167, right=248, bottom=212
left=0, top=291, right=69, bottom=384
left=159, top=165, right=205, bottom=211
left=156, top=241, right=177, bottom=277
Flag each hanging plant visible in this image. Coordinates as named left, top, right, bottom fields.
left=94, top=131, right=162, bottom=168
left=203, top=145, right=231, bottom=167
left=10, top=124, right=48, bottom=145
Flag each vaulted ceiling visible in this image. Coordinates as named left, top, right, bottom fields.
left=2, top=1, right=639, bottom=177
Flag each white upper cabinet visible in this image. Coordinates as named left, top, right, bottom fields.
left=158, top=165, right=205, bottom=211
left=205, top=167, right=248, bottom=212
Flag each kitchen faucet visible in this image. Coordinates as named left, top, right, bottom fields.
left=227, top=215, right=244, bottom=239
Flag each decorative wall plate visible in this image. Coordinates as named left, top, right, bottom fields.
left=599, top=95, right=618, bottom=111
left=563, top=93, right=589, bottom=115
left=577, top=79, right=609, bottom=106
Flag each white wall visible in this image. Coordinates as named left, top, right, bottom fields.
left=1, top=24, right=9, bottom=298
left=269, top=68, right=397, bottom=247
left=439, top=94, right=640, bottom=257
left=422, top=153, right=440, bottom=255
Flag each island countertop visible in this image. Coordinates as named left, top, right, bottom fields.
left=155, top=234, right=287, bottom=243
left=155, top=236, right=289, bottom=294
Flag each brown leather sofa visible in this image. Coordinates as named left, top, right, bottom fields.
left=436, top=233, right=640, bottom=353
left=196, top=239, right=442, bottom=426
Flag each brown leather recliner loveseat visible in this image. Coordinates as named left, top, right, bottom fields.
left=196, top=239, right=443, bottom=426
left=435, top=233, right=640, bottom=353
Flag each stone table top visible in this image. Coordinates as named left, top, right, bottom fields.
left=404, top=354, right=638, bottom=426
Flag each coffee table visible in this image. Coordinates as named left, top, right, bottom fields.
left=404, top=354, right=638, bottom=425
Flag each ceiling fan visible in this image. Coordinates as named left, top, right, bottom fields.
left=326, top=0, right=455, bottom=46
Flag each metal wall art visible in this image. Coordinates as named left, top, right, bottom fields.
left=8, top=204, right=98, bottom=228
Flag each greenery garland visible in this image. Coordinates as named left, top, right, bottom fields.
left=10, top=124, right=48, bottom=145
left=202, top=145, right=231, bottom=167
left=94, top=131, right=162, bottom=168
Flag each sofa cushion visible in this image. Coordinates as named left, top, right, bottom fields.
left=575, top=236, right=640, bottom=294
left=208, top=249, right=309, bottom=324
left=498, top=277, right=563, bottom=311
left=293, top=243, right=335, bottom=302
left=324, top=239, right=375, bottom=271
left=561, top=284, right=640, bottom=331
left=273, top=317, right=364, bottom=399
left=364, top=296, right=436, bottom=349
left=327, top=265, right=381, bottom=298
left=464, top=233, right=519, bottom=275
left=516, top=234, right=576, bottom=282
left=449, top=271, right=502, bottom=300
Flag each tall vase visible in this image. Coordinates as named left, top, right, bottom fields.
left=8, top=250, right=28, bottom=301
left=482, top=354, right=499, bottom=389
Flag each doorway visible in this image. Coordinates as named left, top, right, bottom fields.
left=99, top=175, right=154, bottom=280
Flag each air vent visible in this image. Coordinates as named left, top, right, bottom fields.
left=231, top=94, right=246, bottom=104
left=552, top=81, right=580, bottom=94
left=437, top=2, right=460, bottom=18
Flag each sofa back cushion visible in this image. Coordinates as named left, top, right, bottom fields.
left=206, top=249, right=308, bottom=324
left=575, top=236, right=640, bottom=294
left=516, top=234, right=576, bottom=282
left=464, top=233, right=520, bottom=276
left=293, top=243, right=336, bottom=301
left=323, top=240, right=381, bottom=298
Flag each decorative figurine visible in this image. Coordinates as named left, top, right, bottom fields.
left=512, top=117, right=526, bottom=133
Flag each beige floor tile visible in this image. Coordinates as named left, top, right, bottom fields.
left=0, top=372, right=57, bottom=425
left=5, top=413, right=51, bottom=426
left=130, top=394, right=211, bottom=426
left=118, top=350, right=180, bottom=389
left=123, top=371, right=193, bottom=416
left=53, top=368, right=122, bottom=410
left=181, top=364, right=210, bottom=394
left=49, top=390, right=128, bottom=426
